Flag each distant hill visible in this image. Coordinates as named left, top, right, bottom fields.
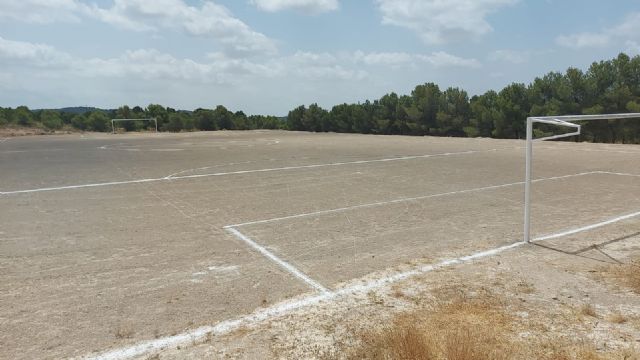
left=57, top=107, right=111, bottom=114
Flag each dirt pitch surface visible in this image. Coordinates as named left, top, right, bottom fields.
left=1, top=130, right=639, bottom=359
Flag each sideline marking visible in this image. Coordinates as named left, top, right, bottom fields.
left=85, top=241, right=524, bottom=360
left=595, top=171, right=640, bottom=177
left=541, top=145, right=640, bottom=155
left=226, top=171, right=605, bottom=228
left=0, top=147, right=513, bottom=195
left=225, top=227, right=330, bottom=294
left=533, top=209, right=640, bottom=242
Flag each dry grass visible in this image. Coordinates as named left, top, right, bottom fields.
left=515, top=280, right=535, bottom=295
left=348, top=290, right=640, bottom=360
left=348, top=294, right=513, bottom=360
left=605, top=257, right=640, bottom=294
left=580, top=304, right=598, bottom=318
left=619, top=260, right=640, bottom=293
left=608, top=312, right=628, bottom=324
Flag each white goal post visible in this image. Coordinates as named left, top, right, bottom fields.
left=523, top=113, right=640, bottom=243
left=111, top=118, right=158, bottom=134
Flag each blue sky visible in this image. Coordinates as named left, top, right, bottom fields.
left=1, top=0, right=639, bottom=115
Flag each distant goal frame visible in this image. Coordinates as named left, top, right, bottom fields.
left=111, top=118, right=158, bottom=134
left=523, top=112, right=640, bottom=243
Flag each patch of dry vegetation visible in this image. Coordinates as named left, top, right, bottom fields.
left=348, top=291, right=640, bottom=360
left=615, top=259, right=640, bottom=293
left=348, top=293, right=513, bottom=360
left=580, top=303, right=598, bottom=318
left=608, top=312, right=628, bottom=324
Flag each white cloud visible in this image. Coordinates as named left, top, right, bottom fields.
left=555, top=12, right=640, bottom=50
left=420, top=51, right=481, bottom=68
left=287, top=51, right=366, bottom=80
left=609, top=12, right=640, bottom=38
left=488, top=49, right=529, bottom=64
left=251, top=0, right=338, bottom=14
left=0, top=35, right=482, bottom=90
left=89, top=0, right=277, bottom=56
left=353, top=50, right=480, bottom=68
left=0, top=36, right=73, bottom=67
left=0, top=0, right=277, bottom=56
left=354, top=51, right=414, bottom=66
left=555, top=33, right=610, bottom=49
left=625, top=41, right=640, bottom=56
left=0, top=0, right=87, bottom=23
left=0, top=37, right=368, bottom=84
left=375, top=0, right=517, bottom=44
left=0, top=37, right=260, bottom=84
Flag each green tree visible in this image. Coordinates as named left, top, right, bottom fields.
left=87, top=111, right=110, bottom=132
left=233, top=111, right=251, bottom=130
left=213, top=105, right=234, bottom=130
left=194, top=108, right=217, bottom=131
left=15, top=106, right=34, bottom=127
left=40, top=110, right=63, bottom=129
left=287, top=105, right=306, bottom=131
left=435, top=87, right=470, bottom=137
left=495, top=83, right=528, bottom=138
left=0, top=109, right=7, bottom=127
left=163, top=113, right=185, bottom=132
left=146, top=104, right=168, bottom=130
left=411, top=83, right=441, bottom=134
left=71, top=114, right=89, bottom=130
left=470, top=91, right=501, bottom=137
left=302, top=103, right=328, bottom=132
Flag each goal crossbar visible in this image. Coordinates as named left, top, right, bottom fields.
left=111, top=118, right=158, bottom=134
left=524, top=113, right=640, bottom=243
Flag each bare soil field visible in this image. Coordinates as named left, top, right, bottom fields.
left=0, top=130, right=639, bottom=359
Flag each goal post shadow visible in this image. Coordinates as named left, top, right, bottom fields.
left=523, top=113, right=640, bottom=243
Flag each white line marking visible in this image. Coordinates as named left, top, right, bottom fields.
left=533, top=210, right=640, bottom=242
left=541, top=146, right=640, bottom=155
left=225, top=171, right=603, bottom=228
left=225, top=227, right=330, bottom=294
left=83, top=170, right=640, bottom=360
left=596, top=171, right=640, bottom=177
left=84, top=241, right=524, bottom=360
left=164, top=159, right=279, bottom=179
left=0, top=178, right=161, bottom=195
left=0, top=147, right=513, bottom=195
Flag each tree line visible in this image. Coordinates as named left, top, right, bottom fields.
left=2, top=53, right=640, bottom=143
left=0, top=104, right=284, bottom=133
left=287, top=53, right=640, bottom=143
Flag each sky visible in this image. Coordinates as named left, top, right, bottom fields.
left=1, top=0, right=640, bottom=115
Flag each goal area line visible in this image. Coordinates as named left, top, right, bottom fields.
left=88, top=205, right=640, bottom=360
left=221, top=170, right=638, bottom=294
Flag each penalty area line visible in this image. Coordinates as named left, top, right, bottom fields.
left=85, top=240, right=525, bottom=360
left=226, top=171, right=603, bottom=228
left=225, top=227, right=331, bottom=295
left=85, top=207, right=640, bottom=360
